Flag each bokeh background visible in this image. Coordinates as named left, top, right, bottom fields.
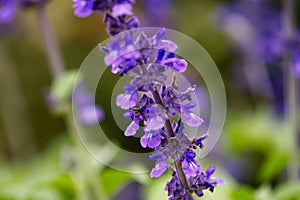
left=1, top=0, right=300, bottom=199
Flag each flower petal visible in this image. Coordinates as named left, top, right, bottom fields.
left=124, top=120, right=139, bottom=136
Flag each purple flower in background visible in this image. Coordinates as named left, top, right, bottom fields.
left=0, top=0, right=48, bottom=25
left=295, top=52, right=300, bottom=78
left=73, top=83, right=104, bottom=125
left=0, top=0, right=17, bottom=24
left=141, top=0, right=173, bottom=27
left=217, top=0, right=282, bottom=63
left=216, top=0, right=300, bottom=116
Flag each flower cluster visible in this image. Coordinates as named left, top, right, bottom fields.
left=73, top=0, right=224, bottom=199
left=73, top=0, right=139, bottom=35
left=0, top=0, right=47, bottom=24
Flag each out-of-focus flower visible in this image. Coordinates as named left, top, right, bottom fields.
left=0, top=0, right=17, bottom=24
left=73, top=83, right=104, bottom=125
left=0, top=0, right=47, bottom=24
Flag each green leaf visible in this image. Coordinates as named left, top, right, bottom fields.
left=273, top=182, right=300, bottom=200
left=100, top=168, right=133, bottom=197
left=51, top=174, right=76, bottom=200
left=257, top=152, right=288, bottom=182
left=51, top=70, right=78, bottom=104
left=230, top=186, right=255, bottom=200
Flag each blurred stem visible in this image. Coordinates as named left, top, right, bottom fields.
left=0, top=42, right=36, bottom=161
left=36, top=4, right=107, bottom=199
left=36, top=3, right=64, bottom=78
left=282, top=0, right=299, bottom=182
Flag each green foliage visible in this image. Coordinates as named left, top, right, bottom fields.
left=50, top=70, right=79, bottom=113
left=230, top=186, right=256, bottom=200
left=100, top=168, right=133, bottom=197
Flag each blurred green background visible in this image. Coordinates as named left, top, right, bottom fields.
left=0, top=0, right=300, bottom=199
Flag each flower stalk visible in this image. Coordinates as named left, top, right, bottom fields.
left=151, top=89, right=190, bottom=191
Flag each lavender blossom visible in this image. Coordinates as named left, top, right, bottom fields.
left=73, top=0, right=224, bottom=198
left=73, top=0, right=138, bottom=35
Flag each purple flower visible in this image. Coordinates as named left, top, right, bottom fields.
left=165, top=174, right=192, bottom=200
left=112, top=2, right=133, bottom=17
left=181, top=102, right=204, bottom=127
left=194, top=133, right=209, bottom=149
left=73, top=83, right=104, bottom=125
left=101, top=32, right=141, bottom=74
left=74, top=0, right=224, bottom=198
left=130, top=64, right=167, bottom=91
left=72, top=0, right=94, bottom=18
left=182, top=151, right=202, bottom=176
left=160, top=86, right=181, bottom=116
left=104, top=13, right=139, bottom=36
left=0, top=0, right=17, bottom=24
left=116, top=84, right=138, bottom=110
left=150, top=153, right=168, bottom=178
left=144, top=107, right=165, bottom=132
left=77, top=104, right=104, bottom=125
left=124, top=118, right=139, bottom=136
left=190, top=166, right=225, bottom=197
left=140, top=130, right=161, bottom=148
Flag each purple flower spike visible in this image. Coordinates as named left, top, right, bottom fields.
left=124, top=119, right=139, bottom=136
left=181, top=102, right=204, bottom=127
left=73, top=0, right=94, bottom=18
left=116, top=84, right=138, bottom=110
left=140, top=130, right=161, bottom=148
left=182, top=151, right=202, bottom=176
left=75, top=0, right=224, bottom=197
left=150, top=154, right=168, bottom=178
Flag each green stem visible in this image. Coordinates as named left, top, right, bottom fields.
left=282, top=0, right=299, bottom=182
